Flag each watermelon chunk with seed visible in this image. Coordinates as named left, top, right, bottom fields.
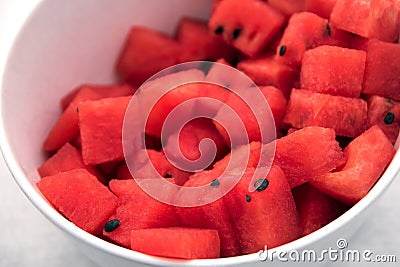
left=209, top=0, right=286, bottom=57
left=116, top=26, right=181, bottom=86
left=104, top=179, right=178, bottom=248
left=367, top=96, right=400, bottom=144
left=176, top=169, right=240, bottom=257
left=284, top=89, right=368, bottom=137
left=301, top=45, right=366, bottom=98
left=311, top=125, right=396, bottom=205
left=37, top=169, right=117, bottom=235
left=237, top=55, right=299, bottom=98
left=330, top=0, right=400, bottom=42
left=362, top=39, right=400, bottom=101
left=273, top=126, right=345, bottom=188
left=305, top=0, right=337, bottom=19
left=223, top=166, right=302, bottom=254
left=268, top=0, right=305, bottom=17
left=176, top=17, right=237, bottom=63
left=130, top=228, right=220, bottom=259
left=78, top=96, right=131, bottom=165
left=43, top=84, right=134, bottom=151
left=292, top=183, right=348, bottom=236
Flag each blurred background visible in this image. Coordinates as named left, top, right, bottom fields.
left=0, top=1, right=399, bottom=266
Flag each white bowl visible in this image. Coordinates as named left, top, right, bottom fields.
left=0, top=1, right=399, bottom=266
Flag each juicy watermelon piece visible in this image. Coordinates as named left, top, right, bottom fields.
left=116, top=27, right=181, bottom=86
left=305, top=0, right=337, bottom=19
left=268, top=0, right=305, bottom=16
left=105, top=179, right=178, bottom=248
left=78, top=96, right=131, bottom=165
left=362, top=39, right=400, bottom=101
left=237, top=55, right=299, bottom=98
left=330, top=0, right=400, bottom=42
left=43, top=84, right=134, bottom=151
left=276, top=12, right=351, bottom=67
left=37, top=169, right=117, bottom=235
left=292, top=183, right=348, bottom=236
left=176, top=169, right=240, bottom=257
left=284, top=89, right=368, bottom=137
left=223, top=167, right=302, bottom=253
left=164, top=118, right=229, bottom=171
left=311, top=125, right=396, bottom=205
left=37, top=142, right=102, bottom=180
left=176, top=17, right=237, bottom=63
left=367, top=95, right=400, bottom=144
left=273, top=126, right=345, bottom=188
left=130, top=228, right=220, bottom=259
left=300, top=45, right=366, bottom=98
left=209, top=0, right=286, bottom=57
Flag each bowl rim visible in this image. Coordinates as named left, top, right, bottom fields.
left=1, top=1, right=400, bottom=266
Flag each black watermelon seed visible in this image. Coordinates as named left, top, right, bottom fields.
left=76, top=107, right=79, bottom=113
left=254, top=178, right=269, bottom=192
left=326, top=23, right=331, bottom=36
left=164, top=173, right=172, bottom=179
left=210, top=179, right=220, bottom=187
left=215, top=26, right=224, bottom=35
left=104, top=219, right=120, bottom=233
left=245, top=195, right=252, bottom=203
left=384, top=112, right=395, bottom=125
left=279, top=45, right=287, bottom=56
left=232, top=28, right=242, bottom=40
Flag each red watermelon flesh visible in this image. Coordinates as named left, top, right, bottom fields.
left=176, top=170, right=240, bottom=257
left=283, top=89, right=368, bottom=137
left=78, top=96, right=131, bottom=165
left=176, top=17, right=237, bottom=63
left=116, top=26, right=181, bottom=86
left=311, top=125, right=396, bottom=205
left=130, top=228, right=220, bottom=259
left=104, top=179, right=178, bottom=248
left=301, top=45, right=366, bottom=98
left=362, top=39, right=400, bottom=101
left=305, top=0, right=337, bottom=19
left=273, top=126, right=345, bottom=188
left=330, top=0, right=400, bottom=43
left=276, top=12, right=351, bottom=67
left=268, top=0, right=305, bottom=17
left=292, top=183, right=348, bottom=236
left=43, top=84, right=134, bottom=152
left=223, top=166, right=302, bottom=254
left=37, top=169, right=117, bottom=235
left=209, top=0, right=286, bottom=57
left=164, top=118, right=229, bottom=171
left=237, top=55, right=299, bottom=98
left=367, top=95, right=400, bottom=144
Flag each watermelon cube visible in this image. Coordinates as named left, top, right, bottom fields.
left=130, top=228, right=220, bottom=259
left=176, top=17, right=237, bottom=63
left=292, top=183, right=348, bottom=236
left=330, top=0, right=400, bottom=42
left=43, top=84, right=134, bottom=151
left=362, top=39, right=400, bottom=101
left=37, top=169, right=117, bottom=235
left=223, top=166, right=302, bottom=253
left=176, top=170, right=240, bottom=257
left=300, top=45, right=366, bottom=98
left=104, top=179, right=178, bottom=248
left=367, top=96, right=400, bottom=144
left=311, top=125, right=396, bottom=205
left=237, top=55, right=299, bottom=98
left=284, top=89, right=368, bottom=137
left=116, top=27, right=181, bottom=86
left=273, top=126, right=345, bottom=188
left=268, top=0, right=305, bottom=17
left=305, top=0, right=337, bottom=19
left=209, top=0, right=286, bottom=57
left=78, top=96, right=131, bottom=165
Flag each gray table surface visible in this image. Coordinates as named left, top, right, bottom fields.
left=0, top=1, right=399, bottom=266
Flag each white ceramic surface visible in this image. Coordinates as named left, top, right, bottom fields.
left=0, top=1, right=399, bottom=266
